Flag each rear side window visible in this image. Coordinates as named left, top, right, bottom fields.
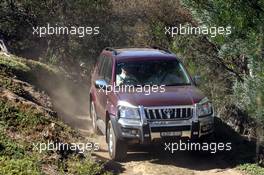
left=97, top=55, right=104, bottom=77
left=97, top=55, right=112, bottom=82
left=98, top=56, right=107, bottom=78
left=104, top=57, right=112, bottom=83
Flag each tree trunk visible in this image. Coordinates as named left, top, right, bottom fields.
left=0, top=39, right=9, bottom=53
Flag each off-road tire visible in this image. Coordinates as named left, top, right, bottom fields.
left=107, top=120, right=127, bottom=161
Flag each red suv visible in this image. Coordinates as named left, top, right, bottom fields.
left=89, top=47, right=214, bottom=161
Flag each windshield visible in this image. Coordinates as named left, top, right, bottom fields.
left=115, top=60, right=191, bottom=86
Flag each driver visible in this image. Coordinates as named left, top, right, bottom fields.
left=116, top=65, right=138, bottom=85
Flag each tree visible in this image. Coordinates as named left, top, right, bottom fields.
left=180, top=0, right=264, bottom=164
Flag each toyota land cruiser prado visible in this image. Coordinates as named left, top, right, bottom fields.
left=89, top=47, right=214, bottom=161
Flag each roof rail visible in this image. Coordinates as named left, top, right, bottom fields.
left=151, top=46, right=172, bottom=54
left=105, top=47, right=118, bottom=55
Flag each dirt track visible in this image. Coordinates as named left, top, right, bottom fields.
left=92, top=136, right=242, bottom=175
left=60, top=113, right=244, bottom=175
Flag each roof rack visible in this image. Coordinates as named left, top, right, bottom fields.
left=105, top=47, right=118, bottom=55
left=151, top=46, right=172, bottom=54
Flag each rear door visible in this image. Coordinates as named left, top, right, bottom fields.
left=96, top=55, right=112, bottom=120
left=92, top=54, right=105, bottom=118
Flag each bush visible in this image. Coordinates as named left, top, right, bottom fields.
left=0, top=156, right=41, bottom=175
left=233, top=75, right=264, bottom=124
left=238, top=163, right=264, bottom=175
left=67, top=156, right=112, bottom=175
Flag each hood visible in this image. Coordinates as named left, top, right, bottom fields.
left=116, top=86, right=205, bottom=107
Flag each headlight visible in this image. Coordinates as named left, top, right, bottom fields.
left=117, top=101, right=140, bottom=120
left=197, top=98, right=213, bottom=117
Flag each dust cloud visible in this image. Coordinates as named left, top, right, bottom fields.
left=36, top=70, right=92, bottom=133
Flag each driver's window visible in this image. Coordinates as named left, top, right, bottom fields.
left=115, top=63, right=138, bottom=86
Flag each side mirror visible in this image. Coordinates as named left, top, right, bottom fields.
left=95, top=79, right=108, bottom=90
left=193, top=75, right=201, bottom=86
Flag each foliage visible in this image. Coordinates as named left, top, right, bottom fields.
left=238, top=163, right=264, bottom=175
left=0, top=98, right=110, bottom=174
left=179, top=0, right=264, bottom=165
left=0, top=53, right=109, bottom=174
left=67, top=156, right=113, bottom=175
left=0, top=156, right=41, bottom=175
left=0, top=54, right=59, bottom=76
left=233, top=75, right=264, bottom=124
left=0, top=0, right=128, bottom=74
left=0, top=101, right=47, bottom=133
left=0, top=126, right=25, bottom=159
left=175, top=0, right=264, bottom=123
left=0, top=75, right=27, bottom=96
left=0, top=54, right=30, bottom=73
left=0, top=124, right=42, bottom=174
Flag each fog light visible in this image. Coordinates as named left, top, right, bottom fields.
left=131, top=129, right=138, bottom=135
left=121, top=128, right=139, bottom=137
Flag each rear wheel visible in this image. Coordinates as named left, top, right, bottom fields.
left=90, top=101, right=100, bottom=134
left=107, top=120, right=127, bottom=161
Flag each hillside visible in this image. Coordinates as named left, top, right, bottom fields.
left=0, top=52, right=111, bottom=174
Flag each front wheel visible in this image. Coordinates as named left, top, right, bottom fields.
left=107, top=120, right=127, bottom=161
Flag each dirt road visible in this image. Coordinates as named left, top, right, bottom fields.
left=60, top=113, right=243, bottom=175
left=92, top=136, right=242, bottom=175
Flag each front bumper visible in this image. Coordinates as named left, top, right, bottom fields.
left=113, top=106, right=214, bottom=144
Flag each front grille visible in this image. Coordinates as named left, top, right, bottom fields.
left=144, top=106, right=193, bottom=120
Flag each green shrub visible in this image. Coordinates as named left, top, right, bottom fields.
left=0, top=156, right=41, bottom=175
left=233, top=75, right=264, bottom=124
left=0, top=75, right=27, bottom=97
left=0, top=101, right=47, bottom=131
left=67, top=156, right=112, bottom=175
left=0, top=55, right=30, bottom=73
left=238, top=163, right=264, bottom=175
left=0, top=128, right=24, bottom=159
